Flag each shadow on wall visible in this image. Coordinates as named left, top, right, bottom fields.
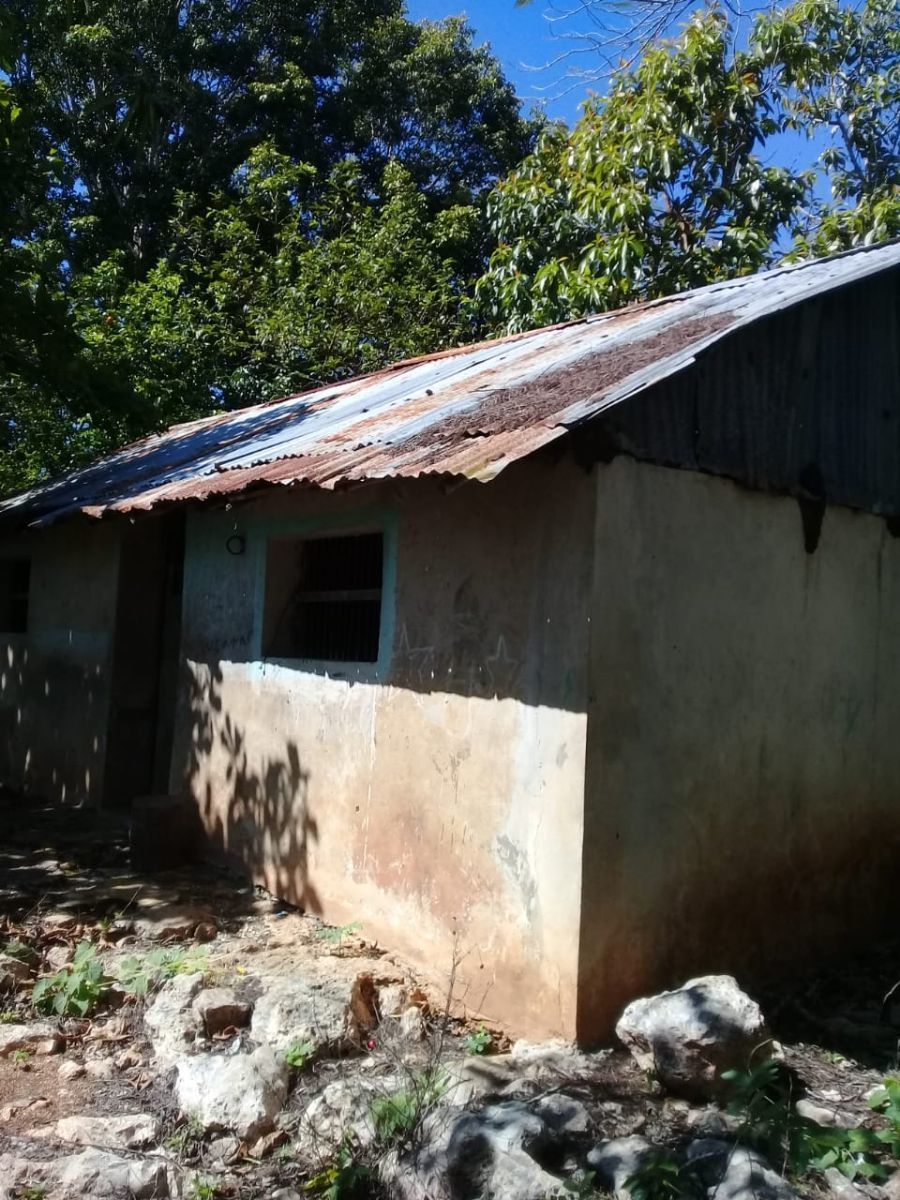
left=183, top=659, right=322, bottom=913
left=0, top=641, right=108, bottom=807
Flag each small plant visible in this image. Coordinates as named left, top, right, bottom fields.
left=12, top=1047, right=31, bottom=1069
left=464, top=1025, right=492, bottom=1055
left=625, top=1151, right=702, bottom=1200
left=116, top=945, right=209, bottom=997
left=4, top=939, right=34, bottom=963
left=723, top=1062, right=894, bottom=1182
left=315, top=921, right=362, bottom=953
left=554, top=1170, right=600, bottom=1198
left=304, top=1143, right=373, bottom=1199
left=186, top=1176, right=220, bottom=1200
left=283, top=1039, right=315, bottom=1070
left=165, top=1114, right=206, bottom=1158
left=32, top=941, right=111, bottom=1017
left=16, top=1186, right=47, bottom=1200
left=0, top=1009, right=19, bottom=1023
left=370, top=1069, right=448, bottom=1148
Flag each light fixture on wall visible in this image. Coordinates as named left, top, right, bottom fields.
left=226, top=533, right=246, bottom=556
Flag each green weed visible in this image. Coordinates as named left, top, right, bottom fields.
left=464, top=1025, right=492, bottom=1055
left=116, top=945, right=209, bottom=997
left=32, top=942, right=111, bottom=1017
left=304, top=1144, right=373, bottom=1199
left=370, top=1069, right=448, bottom=1147
left=283, top=1039, right=315, bottom=1070
left=625, top=1151, right=702, bottom=1200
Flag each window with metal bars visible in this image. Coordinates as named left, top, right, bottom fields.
left=0, top=558, right=30, bottom=634
left=263, top=532, right=383, bottom=662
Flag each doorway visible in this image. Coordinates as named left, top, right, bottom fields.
left=102, top=514, right=185, bottom=809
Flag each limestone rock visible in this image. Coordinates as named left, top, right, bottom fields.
left=588, top=1136, right=658, bottom=1198
left=390, top=1100, right=564, bottom=1200
left=175, top=1046, right=289, bottom=1140
left=207, top=1136, right=241, bottom=1167
left=616, top=976, right=773, bottom=1099
left=0, top=1148, right=169, bottom=1199
left=45, top=945, right=73, bottom=972
left=133, top=903, right=217, bottom=942
left=55, top=1112, right=159, bottom=1150
left=686, top=1139, right=798, bottom=1200
left=192, top=987, right=252, bottom=1036
left=0, top=1021, right=61, bottom=1057
left=58, top=1060, right=85, bottom=1081
left=250, top=974, right=351, bottom=1055
left=296, top=1078, right=383, bottom=1156
left=84, top=1056, right=115, bottom=1079
left=0, top=953, right=32, bottom=989
left=144, top=971, right=204, bottom=1068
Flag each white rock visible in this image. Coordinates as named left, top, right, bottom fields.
left=0, top=1148, right=169, bottom=1199
left=132, top=903, right=216, bottom=942
left=175, top=1046, right=288, bottom=1140
left=0, top=1021, right=61, bottom=1057
left=84, top=1057, right=115, bottom=1079
left=55, top=1112, right=159, bottom=1149
left=399, top=1005, right=424, bottom=1041
left=296, top=1077, right=383, bottom=1155
left=390, top=1100, right=564, bottom=1200
left=58, top=1060, right=85, bottom=1081
left=616, top=976, right=773, bottom=1099
left=686, top=1139, right=798, bottom=1200
left=588, top=1136, right=658, bottom=1198
left=55, top=1148, right=169, bottom=1198
left=144, top=971, right=204, bottom=1068
left=0, top=953, right=32, bottom=986
left=250, top=974, right=351, bottom=1055
left=45, top=944, right=73, bottom=972
left=192, top=987, right=251, bottom=1036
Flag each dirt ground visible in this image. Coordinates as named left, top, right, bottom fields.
left=1, top=789, right=899, bottom=1199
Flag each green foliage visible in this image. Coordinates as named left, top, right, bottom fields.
left=0, top=1010, right=19, bottom=1023
left=304, top=1144, right=373, bottom=1199
left=283, top=1040, right=315, bottom=1070
left=31, top=941, right=111, bottom=1017
left=186, top=1177, right=221, bottom=1200
left=370, top=1069, right=449, bottom=1148
left=464, top=1026, right=493, bottom=1055
left=165, top=1115, right=207, bottom=1158
left=757, top=0, right=900, bottom=254
left=12, top=1047, right=31, bottom=1067
left=115, top=945, right=209, bottom=998
left=477, top=9, right=807, bottom=332
left=625, top=1151, right=702, bottom=1200
left=723, top=1063, right=898, bottom=1182
left=0, top=0, right=532, bottom=495
left=316, top=921, right=363, bottom=949
left=3, top=939, right=34, bottom=963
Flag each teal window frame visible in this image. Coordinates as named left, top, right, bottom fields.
left=250, top=507, right=398, bottom=681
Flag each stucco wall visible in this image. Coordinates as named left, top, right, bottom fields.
left=171, top=456, right=594, bottom=1037
left=0, top=523, right=121, bottom=806
left=579, top=457, right=900, bottom=1038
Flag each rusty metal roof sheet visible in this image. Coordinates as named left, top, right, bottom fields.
left=6, top=240, right=900, bottom=526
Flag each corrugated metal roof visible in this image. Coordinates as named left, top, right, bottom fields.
left=6, top=240, right=900, bottom=527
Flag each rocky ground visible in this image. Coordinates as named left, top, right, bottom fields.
left=1, top=792, right=900, bottom=1200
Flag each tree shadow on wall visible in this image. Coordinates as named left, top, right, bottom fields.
left=183, top=660, right=321, bottom=914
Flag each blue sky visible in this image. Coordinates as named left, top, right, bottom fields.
left=406, top=0, right=606, bottom=125
left=406, top=0, right=828, bottom=185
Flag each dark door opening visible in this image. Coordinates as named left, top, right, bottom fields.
left=102, top=514, right=185, bottom=809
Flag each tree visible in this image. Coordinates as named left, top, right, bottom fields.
left=8, top=0, right=531, bottom=278
left=477, top=9, right=806, bottom=332
left=0, top=1, right=533, bottom=493
left=72, top=149, right=477, bottom=427
left=756, top=0, right=900, bottom=253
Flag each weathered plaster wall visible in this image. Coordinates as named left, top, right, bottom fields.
left=0, top=523, right=121, bottom=805
left=171, top=455, right=594, bottom=1037
left=579, top=457, right=900, bottom=1039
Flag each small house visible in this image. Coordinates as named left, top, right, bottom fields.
left=3, top=242, right=900, bottom=1040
